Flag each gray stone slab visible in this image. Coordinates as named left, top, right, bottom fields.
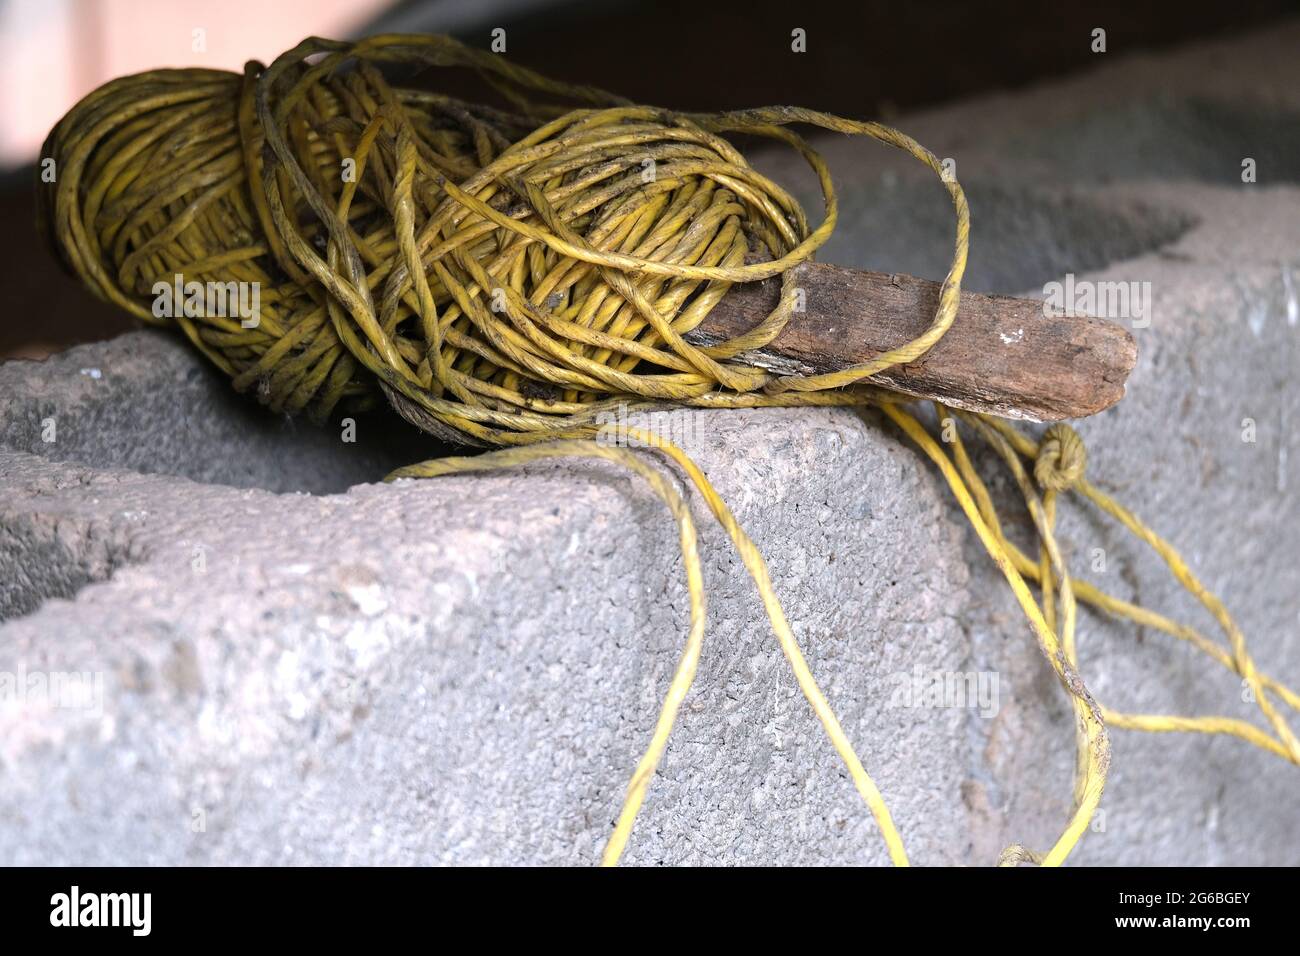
left=0, top=383, right=975, bottom=865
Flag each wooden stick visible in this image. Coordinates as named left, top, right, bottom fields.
left=687, top=261, right=1137, bottom=422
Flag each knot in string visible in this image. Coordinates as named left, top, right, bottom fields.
left=1034, top=423, right=1087, bottom=492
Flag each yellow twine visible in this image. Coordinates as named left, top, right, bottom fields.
left=40, top=32, right=1300, bottom=866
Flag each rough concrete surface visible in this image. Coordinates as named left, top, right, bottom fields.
left=2, top=22, right=1298, bottom=865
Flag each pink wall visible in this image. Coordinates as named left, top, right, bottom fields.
left=0, top=0, right=392, bottom=167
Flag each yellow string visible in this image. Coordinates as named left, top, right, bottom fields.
left=391, top=425, right=909, bottom=866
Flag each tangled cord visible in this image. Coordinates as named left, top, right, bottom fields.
left=40, top=33, right=1300, bottom=865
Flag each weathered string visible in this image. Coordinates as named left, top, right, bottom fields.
left=41, top=32, right=1299, bottom=866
